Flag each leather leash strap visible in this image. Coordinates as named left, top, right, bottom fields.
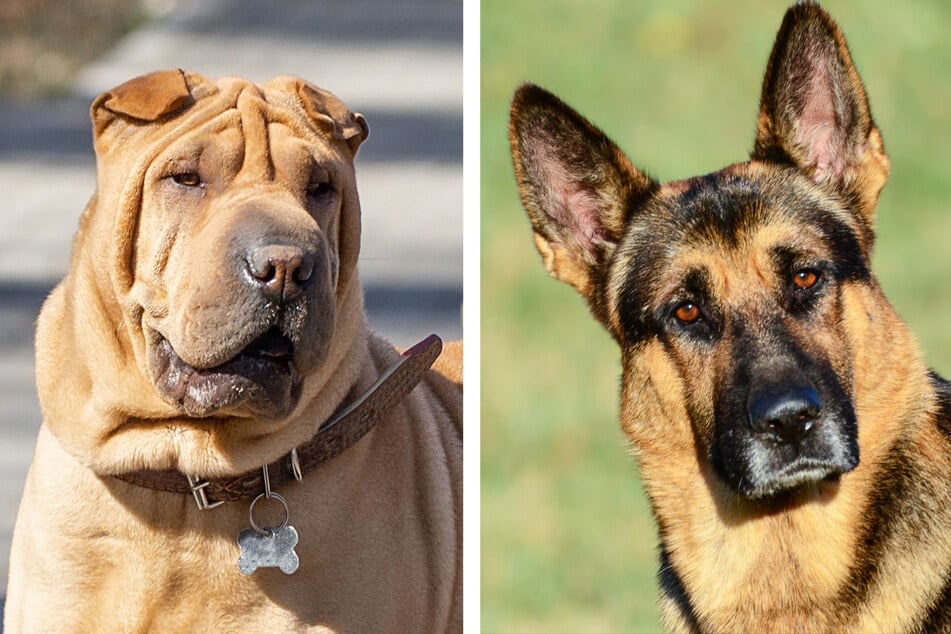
left=113, top=335, right=443, bottom=506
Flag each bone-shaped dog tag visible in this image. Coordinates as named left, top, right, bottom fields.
left=237, top=525, right=300, bottom=575
left=237, top=485, right=300, bottom=575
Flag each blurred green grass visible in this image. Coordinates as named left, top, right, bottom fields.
left=481, top=1, right=951, bottom=632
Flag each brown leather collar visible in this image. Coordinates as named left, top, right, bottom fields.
left=113, top=335, right=443, bottom=509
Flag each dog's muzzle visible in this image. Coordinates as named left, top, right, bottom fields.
left=146, top=229, right=335, bottom=420
left=713, top=368, right=859, bottom=500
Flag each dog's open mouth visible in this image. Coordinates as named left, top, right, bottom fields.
left=239, top=328, right=295, bottom=365
left=152, top=327, right=304, bottom=418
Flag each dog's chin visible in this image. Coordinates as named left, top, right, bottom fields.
left=151, top=328, right=303, bottom=419
left=735, top=456, right=856, bottom=501
left=713, top=425, right=860, bottom=502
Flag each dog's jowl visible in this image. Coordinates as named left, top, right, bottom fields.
left=510, top=2, right=951, bottom=631
left=5, top=70, right=462, bottom=632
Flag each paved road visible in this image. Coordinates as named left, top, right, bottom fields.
left=0, top=0, right=461, bottom=600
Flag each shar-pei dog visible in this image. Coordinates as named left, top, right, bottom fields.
left=5, top=70, right=462, bottom=632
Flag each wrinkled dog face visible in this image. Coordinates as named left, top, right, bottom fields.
left=142, top=124, right=331, bottom=419
left=109, top=75, right=368, bottom=420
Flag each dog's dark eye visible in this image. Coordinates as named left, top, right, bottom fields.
left=792, top=269, right=820, bottom=291
left=171, top=172, right=202, bottom=188
left=306, top=181, right=334, bottom=199
left=673, top=302, right=703, bottom=325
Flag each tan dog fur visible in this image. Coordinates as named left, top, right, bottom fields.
left=5, top=70, right=462, bottom=632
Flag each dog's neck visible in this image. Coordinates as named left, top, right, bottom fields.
left=110, top=335, right=443, bottom=509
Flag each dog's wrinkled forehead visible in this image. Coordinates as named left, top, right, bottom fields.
left=87, top=70, right=370, bottom=293
left=92, top=70, right=368, bottom=160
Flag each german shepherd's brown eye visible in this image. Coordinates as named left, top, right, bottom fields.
left=674, top=302, right=702, bottom=324
left=793, top=270, right=820, bottom=290
left=171, top=172, right=202, bottom=187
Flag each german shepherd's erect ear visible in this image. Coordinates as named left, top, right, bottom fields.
left=508, top=85, right=656, bottom=327
left=752, top=1, right=890, bottom=246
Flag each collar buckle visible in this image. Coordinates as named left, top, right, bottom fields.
left=186, top=474, right=225, bottom=511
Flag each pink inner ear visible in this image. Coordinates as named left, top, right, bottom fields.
left=798, top=67, right=848, bottom=183
left=558, top=181, right=608, bottom=253
left=535, top=148, right=608, bottom=256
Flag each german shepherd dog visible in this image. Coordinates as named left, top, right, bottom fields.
left=509, top=2, right=951, bottom=631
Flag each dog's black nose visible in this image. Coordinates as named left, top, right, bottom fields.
left=246, top=245, right=314, bottom=303
left=747, top=384, right=822, bottom=445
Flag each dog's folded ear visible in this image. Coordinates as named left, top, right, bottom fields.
left=91, top=69, right=203, bottom=142
left=509, top=83, right=656, bottom=307
left=752, top=2, right=889, bottom=239
left=294, top=82, right=369, bottom=157
left=94, top=69, right=193, bottom=122
left=90, top=70, right=228, bottom=157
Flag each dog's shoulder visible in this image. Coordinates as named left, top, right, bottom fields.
left=370, top=333, right=462, bottom=438
left=428, top=340, right=463, bottom=440
left=433, top=340, right=463, bottom=386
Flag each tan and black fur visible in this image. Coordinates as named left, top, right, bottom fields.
left=509, top=2, right=951, bottom=631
